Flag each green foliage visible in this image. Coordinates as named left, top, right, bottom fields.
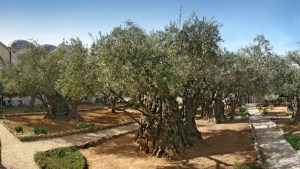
left=0, top=107, right=3, bottom=113
left=33, top=127, right=48, bottom=134
left=34, top=147, right=86, bottom=169
left=285, top=134, right=300, bottom=150
left=15, top=126, right=23, bottom=133
left=285, top=111, right=293, bottom=116
left=75, top=123, right=95, bottom=129
left=239, top=106, right=248, bottom=114
left=233, top=162, right=267, bottom=169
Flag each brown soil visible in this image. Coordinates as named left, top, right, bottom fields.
left=273, top=118, right=300, bottom=135
left=3, top=104, right=139, bottom=134
left=266, top=106, right=288, bottom=116
left=80, top=119, right=258, bottom=169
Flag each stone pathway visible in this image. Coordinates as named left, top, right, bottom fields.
left=248, top=105, right=300, bottom=169
left=0, top=123, right=138, bottom=169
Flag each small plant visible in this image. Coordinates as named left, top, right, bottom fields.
left=285, top=111, right=293, bottom=116
left=15, top=126, right=23, bottom=133
left=239, top=106, right=248, bottom=114
left=75, top=123, right=95, bottom=129
left=34, top=147, right=86, bottom=169
left=33, top=127, right=48, bottom=134
left=258, top=106, right=268, bottom=115
left=0, top=107, right=3, bottom=113
left=285, top=134, right=300, bottom=150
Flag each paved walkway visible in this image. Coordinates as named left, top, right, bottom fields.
left=0, top=123, right=138, bottom=169
left=248, top=105, right=300, bottom=169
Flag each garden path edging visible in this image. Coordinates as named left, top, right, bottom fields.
left=248, top=104, right=300, bottom=169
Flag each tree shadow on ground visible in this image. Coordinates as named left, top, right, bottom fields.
left=79, top=121, right=256, bottom=169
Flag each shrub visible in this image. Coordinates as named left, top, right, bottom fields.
left=33, top=127, right=48, bottom=134
left=76, top=123, right=95, bottom=129
left=15, top=126, right=23, bottom=133
left=239, top=106, right=248, bottom=114
left=34, top=147, right=86, bottom=169
left=285, top=134, right=300, bottom=150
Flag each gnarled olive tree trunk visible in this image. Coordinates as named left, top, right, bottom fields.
left=136, top=96, right=191, bottom=159
left=37, top=92, right=83, bottom=120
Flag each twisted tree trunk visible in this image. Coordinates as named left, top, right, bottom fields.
left=37, top=92, right=84, bottom=120
left=294, top=95, right=300, bottom=123
left=135, top=96, right=188, bottom=159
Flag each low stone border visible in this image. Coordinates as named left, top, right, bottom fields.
left=1, top=121, right=134, bottom=141
left=249, top=121, right=266, bottom=164
left=0, top=112, right=46, bottom=116
left=76, top=129, right=136, bottom=149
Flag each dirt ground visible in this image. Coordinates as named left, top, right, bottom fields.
left=266, top=106, right=288, bottom=116
left=273, top=118, right=300, bottom=135
left=3, top=104, right=139, bottom=134
left=80, top=119, right=258, bottom=169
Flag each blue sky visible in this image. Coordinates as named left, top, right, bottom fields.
left=1, top=0, right=300, bottom=55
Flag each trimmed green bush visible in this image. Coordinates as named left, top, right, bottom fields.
left=15, top=126, right=23, bottom=133
left=76, top=123, right=95, bottom=129
left=34, top=147, right=86, bottom=169
left=33, top=127, right=48, bottom=134
left=285, top=134, right=300, bottom=150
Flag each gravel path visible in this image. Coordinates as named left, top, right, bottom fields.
left=248, top=105, right=300, bottom=169
left=0, top=123, right=138, bottom=169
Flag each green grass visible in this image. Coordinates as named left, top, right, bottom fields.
left=233, top=162, right=268, bottom=169
left=285, top=134, right=300, bottom=150
left=75, top=123, right=95, bottom=129
left=285, top=111, right=293, bottom=116
left=34, top=147, right=86, bottom=169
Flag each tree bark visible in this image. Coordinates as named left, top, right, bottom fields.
left=135, top=96, right=188, bottom=159
left=37, top=92, right=84, bottom=120
left=28, top=94, right=36, bottom=112
left=229, top=95, right=239, bottom=121
left=66, top=101, right=84, bottom=121
left=294, top=95, right=300, bottom=123
left=181, top=86, right=202, bottom=145
left=213, top=93, right=226, bottom=124
left=181, top=102, right=202, bottom=145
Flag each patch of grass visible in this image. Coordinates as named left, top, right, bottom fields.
left=22, top=132, right=34, bottom=137
left=33, top=126, right=48, bottom=134
left=34, top=147, right=86, bottom=169
left=285, top=134, right=300, bottom=150
left=233, top=162, right=267, bottom=169
left=75, top=123, right=95, bottom=129
left=285, top=111, right=293, bottom=116
left=0, top=120, right=8, bottom=124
